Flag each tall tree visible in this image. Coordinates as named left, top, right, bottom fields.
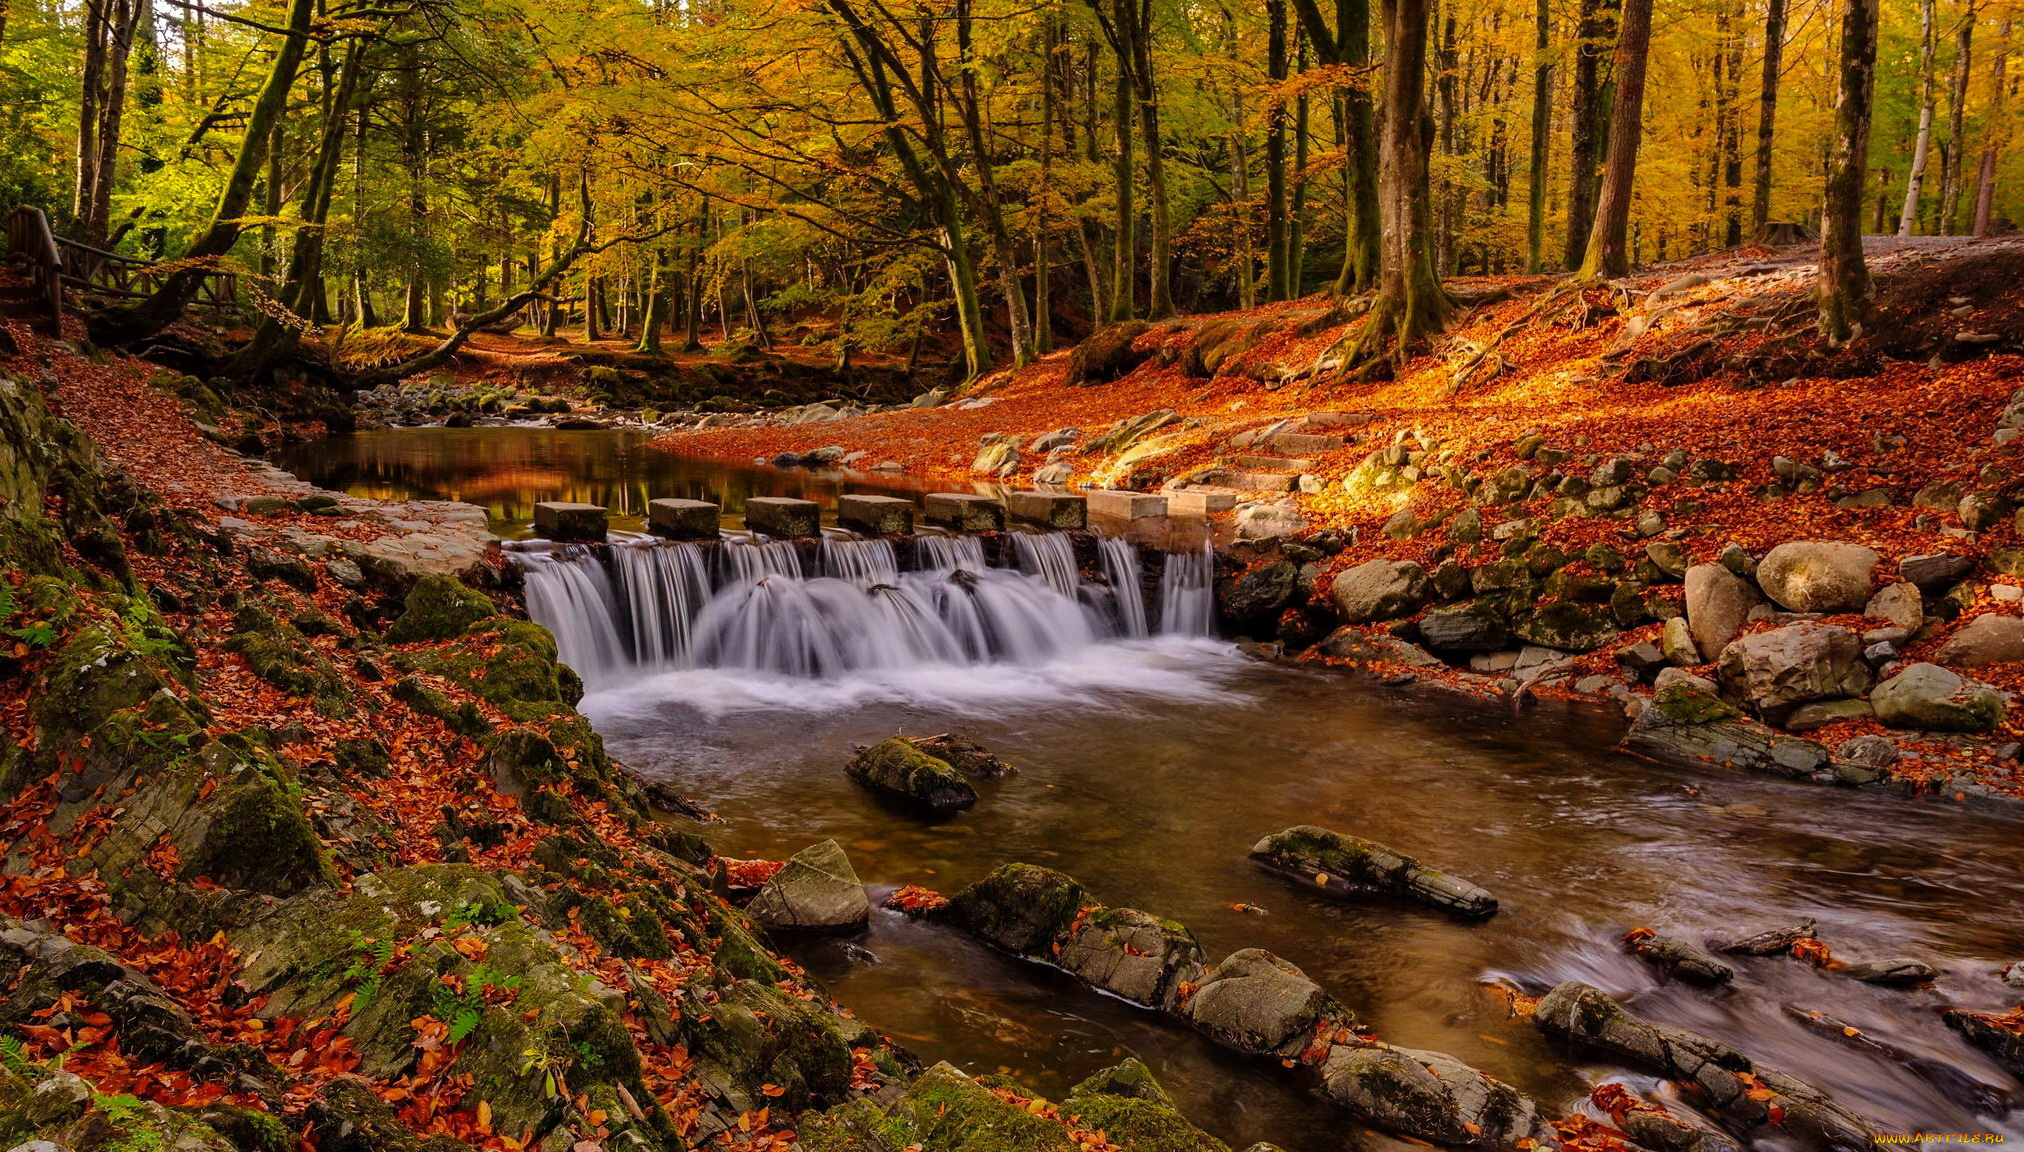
left=1578, top=0, right=1653, bottom=277
left=1266, top=0, right=1290, bottom=300
left=1526, top=0, right=1552, bottom=272
left=1750, top=0, right=1789, bottom=235
left=1973, top=18, right=2012, bottom=235
left=1938, top=0, right=1976, bottom=232
left=1899, top=0, right=1939, bottom=235
left=1563, top=0, right=1619, bottom=268
left=1290, top=0, right=1379, bottom=292
left=1820, top=0, right=1881, bottom=342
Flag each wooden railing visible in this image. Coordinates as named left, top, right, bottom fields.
left=56, top=236, right=240, bottom=312
left=4, top=205, right=65, bottom=328
left=4, top=204, right=241, bottom=329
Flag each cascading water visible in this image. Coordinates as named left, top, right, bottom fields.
left=513, top=530, right=1218, bottom=686
left=1097, top=536, right=1149, bottom=639
left=1159, top=542, right=1215, bottom=636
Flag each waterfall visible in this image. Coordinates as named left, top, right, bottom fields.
left=1098, top=536, right=1149, bottom=639
left=822, top=537, right=901, bottom=586
left=513, top=529, right=1221, bottom=685
left=1012, top=531, right=1080, bottom=599
left=520, top=550, right=630, bottom=677
left=610, top=541, right=709, bottom=666
left=1159, top=542, right=1215, bottom=636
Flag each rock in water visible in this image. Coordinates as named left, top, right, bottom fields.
left=908, top=733, right=1016, bottom=778
left=1624, top=681, right=1830, bottom=779
left=1709, top=918, right=1817, bottom=956
left=1250, top=826, right=1498, bottom=918
left=1755, top=541, right=1881, bottom=613
left=748, top=840, right=871, bottom=933
left=1945, top=1008, right=2024, bottom=1079
left=1534, top=982, right=1878, bottom=1150
left=1320, top=1045, right=1557, bottom=1152
left=1185, top=949, right=1353, bottom=1059
left=1623, top=929, right=1735, bottom=986
left=1839, top=958, right=1939, bottom=987
left=845, top=737, right=978, bottom=814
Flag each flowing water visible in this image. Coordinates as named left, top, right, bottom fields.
left=279, top=429, right=2024, bottom=1151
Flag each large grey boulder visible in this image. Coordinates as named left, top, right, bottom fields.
left=1251, top=825, right=1497, bottom=918
left=1715, top=623, right=1873, bottom=722
left=1320, top=1044, right=1557, bottom=1152
left=1418, top=601, right=1510, bottom=652
left=1685, top=564, right=1758, bottom=660
left=1934, top=613, right=2024, bottom=667
left=1184, top=948, right=1348, bottom=1058
left=1870, top=663, right=2006, bottom=732
left=845, top=737, right=978, bottom=815
left=1756, top=541, right=1880, bottom=613
left=1535, top=982, right=1877, bottom=1151
left=748, top=840, right=871, bottom=933
left=1329, top=559, right=1430, bottom=623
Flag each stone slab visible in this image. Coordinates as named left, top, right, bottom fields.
left=1197, top=469, right=1297, bottom=493
left=1167, top=488, right=1240, bottom=515
left=1006, top=490, right=1087, bottom=530
left=744, top=496, right=821, bottom=538
left=923, top=492, right=1006, bottom=532
left=648, top=498, right=722, bottom=539
left=1234, top=454, right=1316, bottom=472
left=1086, top=489, right=1168, bottom=520
left=1271, top=432, right=1349, bottom=455
left=533, top=501, right=608, bottom=542
left=837, top=493, right=916, bottom=535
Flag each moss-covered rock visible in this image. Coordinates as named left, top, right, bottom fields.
left=802, top=1063, right=1078, bottom=1152
left=846, top=738, right=977, bottom=815
left=936, top=863, right=1087, bottom=955
left=387, top=574, right=498, bottom=643
left=1250, top=825, right=1497, bottom=918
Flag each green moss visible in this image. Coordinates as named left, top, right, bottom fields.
left=1064, top=1095, right=1230, bottom=1152
left=942, top=864, right=1088, bottom=955
left=1651, top=681, right=1742, bottom=725
left=181, top=745, right=335, bottom=896
left=387, top=574, right=498, bottom=643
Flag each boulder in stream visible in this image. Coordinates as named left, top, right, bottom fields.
left=1183, top=948, right=1354, bottom=1059
left=747, top=840, right=872, bottom=933
left=1836, top=957, right=1939, bottom=986
left=1250, top=826, right=1498, bottom=918
left=1319, top=1044, right=1558, bottom=1152
left=1534, top=981, right=1878, bottom=1151
left=1708, top=918, right=1817, bottom=956
left=846, top=737, right=978, bottom=815
left=907, top=732, right=1016, bottom=779
left=1943, top=1008, right=2024, bottom=1079
left=1623, top=680, right=1830, bottom=780
left=1622, top=928, right=1734, bottom=987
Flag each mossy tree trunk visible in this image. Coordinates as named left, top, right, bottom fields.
left=1346, top=0, right=1449, bottom=363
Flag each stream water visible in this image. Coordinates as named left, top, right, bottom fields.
left=279, top=429, right=2024, bottom=1151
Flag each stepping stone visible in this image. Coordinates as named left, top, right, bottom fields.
left=923, top=492, right=1005, bottom=532
left=1271, top=432, right=1349, bottom=455
left=648, top=498, right=721, bottom=539
left=533, top=502, right=608, bottom=542
left=744, top=496, right=821, bottom=538
left=1235, top=454, right=1316, bottom=472
left=1197, top=469, right=1297, bottom=494
left=1303, top=411, right=1377, bottom=428
left=1167, top=487, right=1240, bottom=515
left=1006, top=490, right=1087, bottom=530
left=837, top=494, right=915, bottom=534
left=1086, top=490, right=1168, bottom=520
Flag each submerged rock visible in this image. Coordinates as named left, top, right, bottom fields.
left=1250, top=826, right=1497, bottom=917
left=748, top=840, right=872, bottom=933
left=1839, top=958, right=1939, bottom=987
left=846, top=737, right=978, bottom=814
left=1623, top=929, right=1734, bottom=986
left=1709, top=918, right=1817, bottom=956
left=1535, top=982, right=1877, bottom=1150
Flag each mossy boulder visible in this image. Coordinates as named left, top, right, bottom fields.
left=1066, top=1061, right=1231, bottom=1152
left=1251, top=825, right=1497, bottom=917
left=676, top=975, right=883, bottom=1115
left=1512, top=599, right=1618, bottom=652
left=1067, top=320, right=1156, bottom=386
left=387, top=573, right=498, bottom=643
left=846, top=737, right=977, bottom=815
left=802, top=1063, right=1079, bottom=1152
left=936, top=863, right=1088, bottom=956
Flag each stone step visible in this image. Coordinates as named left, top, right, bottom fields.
left=648, top=498, right=721, bottom=540
left=1006, top=490, right=1087, bottom=530
left=1166, top=487, right=1241, bottom=515
left=1271, top=432, right=1349, bottom=455
left=533, top=501, right=608, bottom=542
left=1234, top=454, right=1315, bottom=472
left=744, top=496, right=821, bottom=538
left=1086, top=489, right=1168, bottom=520
left=1303, top=410, right=1377, bottom=428
left=837, top=493, right=916, bottom=535
left=923, top=492, right=1005, bottom=532
left=1196, top=468, right=1297, bottom=494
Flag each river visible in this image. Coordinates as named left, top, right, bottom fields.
left=278, top=427, right=2024, bottom=1150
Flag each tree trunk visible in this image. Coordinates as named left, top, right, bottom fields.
left=1106, top=0, right=1137, bottom=322
left=1939, top=0, right=1975, bottom=233
left=1526, top=0, right=1552, bottom=272
left=1129, top=0, right=1176, bottom=317
left=88, top=0, right=317, bottom=345
left=1973, top=19, right=2011, bottom=235
left=1719, top=11, right=1745, bottom=246
left=1899, top=0, right=1938, bottom=236
left=1266, top=0, right=1290, bottom=300
left=1564, top=0, right=1619, bottom=268
left=1578, top=0, right=1653, bottom=278
left=1750, top=0, right=1788, bottom=235
left=636, top=250, right=667, bottom=354
left=1349, top=0, right=1448, bottom=361
left=1820, top=0, right=1881, bottom=343
left=1290, top=43, right=1310, bottom=293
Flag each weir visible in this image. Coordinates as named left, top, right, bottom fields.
left=511, top=527, right=1215, bottom=684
